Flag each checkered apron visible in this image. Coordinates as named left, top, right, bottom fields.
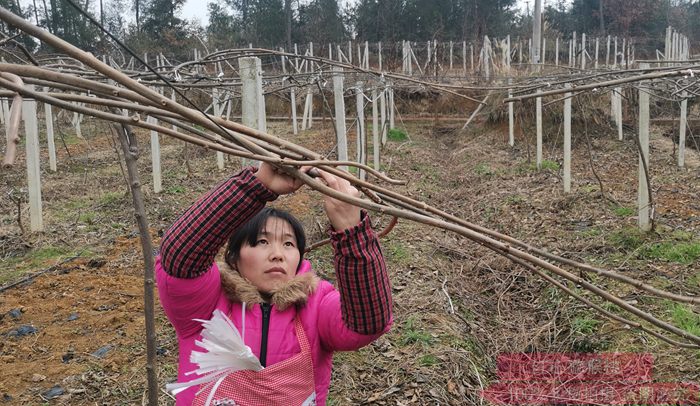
left=192, top=316, right=316, bottom=406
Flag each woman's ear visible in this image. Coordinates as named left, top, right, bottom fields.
left=225, top=255, right=239, bottom=273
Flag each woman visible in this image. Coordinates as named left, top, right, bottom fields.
left=156, top=163, right=392, bottom=405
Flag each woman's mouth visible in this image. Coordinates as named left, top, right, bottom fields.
left=265, top=267, right=287, bottom=275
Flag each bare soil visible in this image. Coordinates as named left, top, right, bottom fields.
left=1, top=111, right=699, bottom=405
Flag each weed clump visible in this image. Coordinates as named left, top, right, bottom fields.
left=399, top=317, right=433, bottom=346
left=612, top=205, right=634, bottom=217
left=641, top=242, right=700, bottom=265
left=607, top=227, right=700, bottom=265
left=387, top=128, right=408, bottom=142
left=666, top=302, right=700, bottom=336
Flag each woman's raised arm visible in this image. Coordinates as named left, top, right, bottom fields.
left=159, top=166, right=281, bottom=279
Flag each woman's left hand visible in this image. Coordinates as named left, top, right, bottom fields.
left=255, top=162, right=306, bottom=195
left=315, top=169, right=361, bottom=231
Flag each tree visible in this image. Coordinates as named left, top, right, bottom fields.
left=207, top=1, right=242, bottom=49
left=141, top=0, right=187, bottom=39
left=0, top=0, right=38, bottom=52
left=353, top=0, right=517, bottom=43
left=218, top=0, right=285, bottom=46
left=604, top=0, right=664, bottom=37
left=354, top=0, right=406, bottom=42
left=297, top=0, right=346, bottom=44
left=284, top=0, right=292, bottom=50
left=133, top=0, right=140, bottom=32
left=565, top=0, right=604, bottom=34
left=248, top=0, right=285, bottom=46
left=103, top=0, right=127, bottom=42
left=38, top=0, right=100, bottom=51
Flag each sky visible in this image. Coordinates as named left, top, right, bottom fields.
left=181, top=0, right=208, bottom=25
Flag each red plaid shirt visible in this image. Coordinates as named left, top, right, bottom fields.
left=159, top=167, right=392, bottom=335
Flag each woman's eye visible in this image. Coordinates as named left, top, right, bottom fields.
left=284, top=241, right=295, bottom=247
left=257, top=239, right=269, bottom=245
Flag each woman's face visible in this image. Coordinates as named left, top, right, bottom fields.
left=236, top=217, right=301, bottom=293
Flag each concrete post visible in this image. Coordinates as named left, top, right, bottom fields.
left=536, top=89, right=543, bottom=169
left=372, top=88, right=379, bottom=170
left=638, top=64, right=651, bottom=231
left=212, top=87, right=224, bottom=171
left=532, top=0, right=542, bottom=64
left=581, top=33, right=586, bottom=70
left=356, top=83, right=366, bottom=180
left=508, top=79, right=514, bottom=147
left=44, top=93, right=56, bottom=172
left=564, top=84, right=572, bottom=192
left=388, top=82, right=395, bottom=130
left=332, top=67, right=348, bottom=169
left=463, top=41, right=467, bottom=75
left=380, top=86, right=387, bottom=146
left=239, top=57, right=266, bottom=133
left=23, top=85, right=43, bottom=231
left=614, top=87, right=623, bottom=140
left=679, top=92, right=687, bottom=167
left=239, top=57, right=266, bottom=165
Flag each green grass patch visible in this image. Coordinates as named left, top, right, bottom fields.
left=516, top=159, right=560, bottom=173
left=570, top=313, right=608, bottom=352
left=1, top=246, right=76, bottom=285
left=687, top=273, right=700, bottom=290
left=411, top=163, right=438, bottom=180
left=99, top=191, right=124, bottom=206
left=577, top=227, right=602, bottom=238
left=571, top=314, right=601, bottom=336
left=31, top=246, right=71, bottom=262
left=385, top=239, right=410, bottom=264
left=612, top=205, right=634, bottom=217
left=444, top=333, right=478, bottom=352
left=608, top=227, right=646, bottom=252
left=398, top=317, right=433, bottom=346
left=666, top=302, right=700, bottom=337
left=418, top=354, right=438, bottom=366
left=671, top=229, right=696, bottom=242
left=539, top=159, right=560, bottom=171
left=167, top=185, right=186, bottom=194
left=79, top=212, right=96, bottom=225
left=474, top=163, right=494, bottom=176
left=504, top=194, right=524, bottom=205
left=387, top=128, right=408, bottom=141
left=64, top=197, right=90, bottom=211
left=607, top=227, right=700, bottom=264
left=60, top=132, right=83, bottom=145
left=640, top=242, right=700, bottom=265
left=581, top=184, right=598, bottom=194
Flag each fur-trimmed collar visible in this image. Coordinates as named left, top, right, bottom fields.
left=219, top=262, right=320, bottom=311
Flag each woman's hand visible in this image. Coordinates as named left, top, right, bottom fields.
left=254, top=162, right=305, bottom=195
left=315, top=169, right=361, bottom=232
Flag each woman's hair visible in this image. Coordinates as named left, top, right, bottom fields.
left=225, top=207, right=306, bottom=272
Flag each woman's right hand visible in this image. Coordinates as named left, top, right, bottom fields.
left=254, top=162, right=305, bottom=195
left=315, top=169, right=362, bottom=232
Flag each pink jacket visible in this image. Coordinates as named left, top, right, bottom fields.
left=156, top=256, right=390, bottom=405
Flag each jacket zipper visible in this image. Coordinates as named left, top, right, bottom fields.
left=259, top=303, right=271, bottom=367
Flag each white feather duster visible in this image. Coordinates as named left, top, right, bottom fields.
left=166, top=309, right=263, bottom=396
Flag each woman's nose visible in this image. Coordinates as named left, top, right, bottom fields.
left=269, top=244, right=283, bottom=261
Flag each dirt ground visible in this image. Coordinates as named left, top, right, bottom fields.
left=1, top=105, right=699, bottom=405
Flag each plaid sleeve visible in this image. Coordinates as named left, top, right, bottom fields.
left=330, top=211, right=392, bottom=335
left=160, top=167, right=277, bottom=279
